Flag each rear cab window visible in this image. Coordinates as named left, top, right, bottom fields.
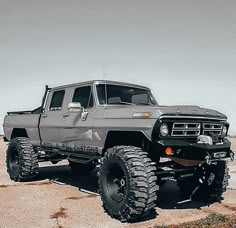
left=50, top=90, right=65, bottom=111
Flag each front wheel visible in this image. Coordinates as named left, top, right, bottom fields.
left=98, top=146, right=158, bottom=222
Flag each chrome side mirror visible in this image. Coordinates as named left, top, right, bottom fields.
left=68, top=102, right=83, bottom=113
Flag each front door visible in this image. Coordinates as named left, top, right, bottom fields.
left=61, top=85, right=98, bottom=153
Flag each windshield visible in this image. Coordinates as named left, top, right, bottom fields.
left=96, top=84, right=158, bottom=106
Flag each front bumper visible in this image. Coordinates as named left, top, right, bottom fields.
left=157, top=138, right=233, bottom=163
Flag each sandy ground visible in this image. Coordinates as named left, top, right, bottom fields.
left=0, top=138, right=236, bottom=228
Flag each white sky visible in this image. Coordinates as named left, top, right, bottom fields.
left=0, top=0, right=236, bottom=135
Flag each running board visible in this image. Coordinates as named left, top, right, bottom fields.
left=36, top=147, right=99, bottom=164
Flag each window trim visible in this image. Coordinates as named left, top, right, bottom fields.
left=49, top=89, right=65, bottom=111
left=71, top=85, right=94, bottom=109
left=95, top=84, right=158, bottom=106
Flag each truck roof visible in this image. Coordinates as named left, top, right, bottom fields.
left=52, top=80, right=150, bottom=91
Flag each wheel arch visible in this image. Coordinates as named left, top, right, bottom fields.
left=11, top=128, right=29, bottom=139
left=102, top=130, right=152, bottom=155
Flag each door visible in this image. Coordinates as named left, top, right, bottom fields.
left=39, top=89, right=68, bottom=146
left=61, top=85, right=99, bottom=152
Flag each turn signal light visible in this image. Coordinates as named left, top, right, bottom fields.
left=165, top=147, right=173, bottom=155
left=142, top=112, right=151, bottom=117
left=133, top=112, right=152, bottom=118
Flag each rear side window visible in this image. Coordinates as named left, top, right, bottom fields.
left=72, top=86, right=93, bottom=108
left=50, top=90, right=65, bottom=110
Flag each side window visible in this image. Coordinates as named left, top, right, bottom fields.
left=72, top=86, right=93, bottom=108
left=50, top=90, right=65, bottom=111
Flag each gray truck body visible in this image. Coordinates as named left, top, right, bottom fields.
left=3, top=80, right=234, bottom=222
left=2, top=80, right=232, bottom=165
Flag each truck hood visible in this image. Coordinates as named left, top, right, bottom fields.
left=104, top=105, right=227, bottom=120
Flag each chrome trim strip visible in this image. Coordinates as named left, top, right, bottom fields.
left=203, top=123, right=223, bottom=129
left=203, top=130, right=222, bottom=135
left=171, top=122, right=201, bottom=136
left=171, top=131, right=201, bottom=137
left=172, top=129, right=201, bottom=131
left=173, top=123, right=201, bottom=129
left=160, top=115, right=226, bottom=121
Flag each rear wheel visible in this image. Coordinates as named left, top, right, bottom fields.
left=99, top=146, right=158, bottom=222
left=6, top=137, right=39, bottom=181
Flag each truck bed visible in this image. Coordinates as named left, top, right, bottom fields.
left=3, top=110, right=41, bottom=145
left=7, top=107, right=41, bottom=115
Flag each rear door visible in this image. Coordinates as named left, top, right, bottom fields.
left=39, top=88, right=68, bottom=145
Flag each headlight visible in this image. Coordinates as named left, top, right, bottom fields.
left=160, top=123, right=169, bottom=136
left=222, top=125, right=228, bottom=136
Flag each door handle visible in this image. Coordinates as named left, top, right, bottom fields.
left=62, top=113, right=70, bottom=118
left=41, top=114, right=47, bottom=118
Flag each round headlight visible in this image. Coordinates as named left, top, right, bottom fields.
left=222, top=126, right=227, bottom=136
left=160, top=123, right=169, bottom=136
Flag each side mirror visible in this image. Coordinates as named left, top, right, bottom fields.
left=68, top=102, right=82, bottom=113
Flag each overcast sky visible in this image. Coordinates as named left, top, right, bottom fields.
left=0, top=0, right=236, bottom=135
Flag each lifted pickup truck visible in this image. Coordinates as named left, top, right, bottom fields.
left=3, top=80, right=234, bottom=222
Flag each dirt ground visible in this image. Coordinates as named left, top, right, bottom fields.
left=0, top=138, right=236, bottom=228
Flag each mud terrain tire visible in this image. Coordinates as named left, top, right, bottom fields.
left=6, top=137, right=39, bottom=181
left=98, top=146, right=158, bottom=222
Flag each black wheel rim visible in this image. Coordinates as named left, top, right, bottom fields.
left=9, top=148, right=20, bottom=176
left=106, top=164, right=127, bottom=203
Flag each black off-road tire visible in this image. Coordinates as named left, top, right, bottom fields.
left=69, top=161, right=95, bottom=175
left=178, top=161, right=230, bottom=201
left=6, top=137, right=39, bottom=182
left=98, top=146, right=158, bottom=222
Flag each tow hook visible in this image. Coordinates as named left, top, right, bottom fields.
left=205, top=155, right=211, bottom=165
left=230, top=150, right=235, bottom=161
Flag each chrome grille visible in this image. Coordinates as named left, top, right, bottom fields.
left=203, top=123, right=223, bottom=136
left=171, top=122, right=200, bottom=136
